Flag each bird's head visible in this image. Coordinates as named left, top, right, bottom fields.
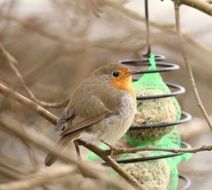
left=92, top=63, right=137, bottom=97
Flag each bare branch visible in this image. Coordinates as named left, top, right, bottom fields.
left=0, top=82, right=58, bottom=124
left=78, top=140, right=145, bottom=190
left=0, top=43, right=69, bottom=108
left=174, top=4, right=212, bottom=131
left=103, top=144, right=212, bottom=156
left=173, top=0, right=212, bottom=16
left=0, top=165, right=77, bottom=190
left=0, top=165, right=24, bottom=180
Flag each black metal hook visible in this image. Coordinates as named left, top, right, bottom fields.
left=144, top=0, right=151, bottom=56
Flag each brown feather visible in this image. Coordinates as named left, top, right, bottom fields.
left=44, top=132, right=79, bottom=166
left=60, top=110, right=111, bottom=136
left=55, top=106, right=76, bottom=132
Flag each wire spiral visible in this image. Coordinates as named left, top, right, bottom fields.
left=119, top=54, right=192, bottom=189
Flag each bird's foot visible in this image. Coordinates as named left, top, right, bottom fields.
left=101, top=140, right=118, bottom=157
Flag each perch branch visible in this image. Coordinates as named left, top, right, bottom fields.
left=103, top=144, right=212, bottom=156
left=0, top=115, right=130, bottom=190
left=77, top=140, right=145, bottom=190
left=174, top=4, right=212, bottom=131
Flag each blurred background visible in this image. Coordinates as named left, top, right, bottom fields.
left=0, top=0, right=211, bottom=189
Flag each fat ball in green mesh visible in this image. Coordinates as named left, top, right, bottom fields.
left=125, top=54, right=181, bottom=145
left=123, top=54, right=191, bottom=190
left=120, top=129, right=191, bottom=190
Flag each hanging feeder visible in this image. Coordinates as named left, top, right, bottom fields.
left=86, top=1, right=193, bottom=189
left=117, top=0, right=193, bottom=189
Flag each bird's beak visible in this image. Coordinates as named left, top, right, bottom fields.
left=130, top=71, right=143, bottom=75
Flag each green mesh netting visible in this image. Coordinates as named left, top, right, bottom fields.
left=127, top=54, right=191, bottom=189
left=87, top=54, right=191, bottom=190
left=125, top=54, right=181, bottom=145
left=133, top=54, right=181, bottom=121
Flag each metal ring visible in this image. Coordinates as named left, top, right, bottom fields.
left=121, top=61, right=180, bottom=73
left=179, top=174, right=191, bottom=190
left=181, top=141, right=191, bottom=149
left=129, top=111, right=192, bottom=130
left=114, top=152, right=184, bottom=164
left=103, top=141, right=190, bottom=165
left=135, top=82, right=186, bottom=100
left=122, top=54, right=166, bottom=63
left=154, top=54, right=166, bottom=61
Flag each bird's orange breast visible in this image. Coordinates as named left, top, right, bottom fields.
left=110, top=75, right=136, bottom=98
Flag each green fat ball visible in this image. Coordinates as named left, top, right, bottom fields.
left=126, top=54, right=181, bottom=145
left=126, top=88, right=180, bottom=144
left=120, top=152, right=170, bottom=190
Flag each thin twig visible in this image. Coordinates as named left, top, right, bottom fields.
left=0, top=155, right=27, bottom=180
left=0, top=12, right=80, bottom=47
left=0, top=43, right=70, bottom=108
left=174, top=4, right=212, bottom=131
left=0, top=1, right=174, bottom=47
left=0, top=165, right=77, bottom=190
left=103, top=0, right=175, bottom=29
left=103, top=144, right=212, bottom=156
left=0, top=165, right=24, bottom=180
left=0, top=155, right=32, bottom=174
left=0, top=82, right=58, bottom=124
left=172, top=0, right=212, bottom=16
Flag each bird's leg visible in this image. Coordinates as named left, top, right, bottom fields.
left=101, top=140, right=118, bottom=157
left=74, top=140, right=81, bottom=160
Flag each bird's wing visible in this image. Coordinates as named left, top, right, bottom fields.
left=60, top=110, right=111, bottom=136
left=55, top=106, right=76, bottom=132
left=55, top=95, right=119, bottom=137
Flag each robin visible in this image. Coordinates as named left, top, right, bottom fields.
left=44, top=63, right=139, bottom=166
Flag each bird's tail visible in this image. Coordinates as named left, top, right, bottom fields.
left=44, top=134, right=77, bottom=166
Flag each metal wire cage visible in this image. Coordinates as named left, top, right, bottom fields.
left=118, top=54, right=192, bottom=190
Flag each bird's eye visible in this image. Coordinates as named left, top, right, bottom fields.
left=112, top=71, right=120, bottom=77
